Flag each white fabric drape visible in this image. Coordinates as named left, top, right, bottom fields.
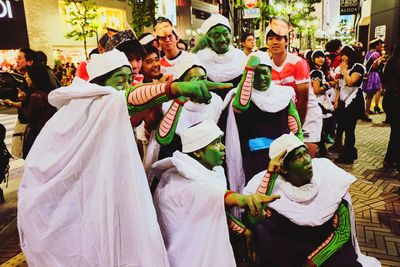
left=196, top=46, right=247, bottom=82
left=152, top=151, right=236, bottom=267
left=18, top=78, right=169, bottom=267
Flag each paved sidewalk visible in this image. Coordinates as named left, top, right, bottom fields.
left=0, top=114, right=399, bottom=266
left=332, top=114, right=400, bottom=267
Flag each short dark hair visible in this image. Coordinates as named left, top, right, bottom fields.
left=241, top=32, right=254, bottom=43
left=19, top=48, right=37, bottom=63
left=369, top=39, right=384, bottom=50
left=266, top=30, right=288, bottom=42
left=326, top=39, right=342, bottom=52
left=98, top=34, right=109, bottom=47
left=143, top=44, right=159, bottom=57
left=36, top=51, right=47, bottom=65
left=116, top=40, right=146, bottom=60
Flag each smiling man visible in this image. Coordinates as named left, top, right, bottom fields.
left=244, top=133, right=381, bottom=267
left=152, top=120, right=279, bottom=267
left=141, top=44, right=169, bottom=83
left=194, top=14, right=247, bottom=99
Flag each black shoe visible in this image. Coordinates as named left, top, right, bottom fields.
left=374, top=106, right=383, bottom=114
left=361, top=116, right=372, bottom=122
left=335, top=156, right=354, bottom=164
left=328, top=143, right=344, bottom=153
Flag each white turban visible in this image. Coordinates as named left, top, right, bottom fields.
left=181, top=120, right=224, bottom=153
left=87, top=49, right=132, bottom=81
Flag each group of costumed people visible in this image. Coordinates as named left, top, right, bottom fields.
left=17, top=13, right=381, bottom=267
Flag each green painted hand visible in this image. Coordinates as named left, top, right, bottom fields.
left=170, top=81, right=233, bottom=104
left=246, top=55, right=260, bottom=69
left=191, top=35, right=209, bottom=53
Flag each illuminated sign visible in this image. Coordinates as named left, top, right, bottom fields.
left=340, top=0, right=359, bottom=15
left=0, top=0, right=12, bottom=18
left=0, top=0, right=29, bottom=49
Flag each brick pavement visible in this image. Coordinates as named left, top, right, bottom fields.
left=0, top=113, right=399, bottom=266
left=332, top=113, right=400, bottom=267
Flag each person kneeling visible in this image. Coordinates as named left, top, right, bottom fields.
left=152, top=120, right=279, bottom=267
left=244, top=132, right=381, bottom=267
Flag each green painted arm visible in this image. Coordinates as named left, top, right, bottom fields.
left=232, top=56, right=260, bottom=112
left=155, top=97, right=188, bottom=145
left=288, top=100, right=304, bottom=141
left=307, top=200, right=352, bottom=267
left=226, top=211, right=249, bottom=236
left=125, top=82, right=171, bottom=115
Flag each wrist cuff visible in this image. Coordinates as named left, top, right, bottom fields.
left=165, top=80, right=174, bottom=99
left=224, top=190, right=234, bottom=200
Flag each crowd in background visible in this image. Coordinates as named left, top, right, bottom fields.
left=0, top=14, right=399, bottom=267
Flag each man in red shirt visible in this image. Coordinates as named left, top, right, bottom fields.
left=267, top=17, right=322, bottom=157
left=155, top=17, right=197, bottom=79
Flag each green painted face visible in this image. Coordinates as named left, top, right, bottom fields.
left=253, top=65, right=271, bottom=92
left=283, top=146, right=313, bottom=187
left=104, top=66, right=133, bottom=91
left=206, top=25, right=231, bottom=54
left=197, top=136, right=225, bottom=170
left=182, top=67, right=207, bottom=82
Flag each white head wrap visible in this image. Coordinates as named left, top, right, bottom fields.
left=269, top=132, right=305, bottom=160
left=181, top=120, right=224, bottom=153
left=250, top=50, right=272, bottom=66
left=174, top=55, right=204, bottom=80
left=87, top=49, right=132, bottom=81
left=201, top=14, right=231, bottom=34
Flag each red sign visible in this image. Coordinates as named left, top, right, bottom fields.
left=245, top=0, right=257, bottom=9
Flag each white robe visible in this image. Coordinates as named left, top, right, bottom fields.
left=196, top=46, right=247, bottom=82
left=152, top=151, right=236, bottom=267
left=18, top=78, right=169, bottom=267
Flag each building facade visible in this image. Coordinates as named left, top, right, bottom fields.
left=0, top=0, right=132, bottom=68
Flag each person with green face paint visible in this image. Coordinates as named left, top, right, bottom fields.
left=152, top=120, right=280, bottom=267
left=194, top=14, right=248, bottom=99
left=143, top=57, right=227, bottom=184
left=243, top=132, right=381, bottom=267
left=224, top=51, right=302, bottom=196
left=17, top=49, right=233, bottom=267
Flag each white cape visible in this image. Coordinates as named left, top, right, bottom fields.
left=18, top=78, right=169, bottom=267
left=152, top=151, right=235, bottom=267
